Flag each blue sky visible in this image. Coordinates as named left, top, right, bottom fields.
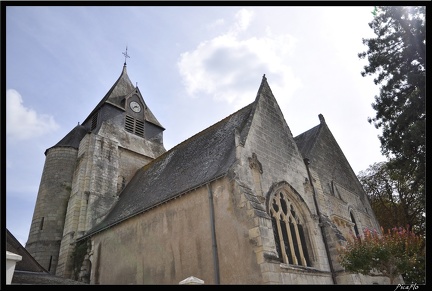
left=6, top=5, right=386, bottom=246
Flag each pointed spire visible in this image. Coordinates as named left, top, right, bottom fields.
left=318, top=114, right=325, bottom=124
left=255, top=73, right=270, bottom=99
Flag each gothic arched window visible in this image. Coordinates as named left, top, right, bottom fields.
left=270, top=190, right=311, bottom=267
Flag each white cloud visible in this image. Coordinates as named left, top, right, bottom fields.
left=207, top=18, right=225, bottom=30
left=178, top=8, right=302, bottom=109
left=6, top=89, right=59, bottom=141
left=231, top=9, right=254, bottom=33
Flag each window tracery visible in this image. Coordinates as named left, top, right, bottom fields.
left=270, top=190, right=311, bottom=267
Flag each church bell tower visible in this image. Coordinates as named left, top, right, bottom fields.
left=25, top=49, right=166, bottom=278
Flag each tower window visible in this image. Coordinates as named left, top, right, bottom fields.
left=125, top=115, right=144, bottom=137
left=48, top=256, right=52, bottom=272
left=270, top=190, right=311, bottom=267
left=91, top=111, right=98, bottom=131
left=350, top=211, right=360, bottom=237
left=40, top=217, right=44, bottom=230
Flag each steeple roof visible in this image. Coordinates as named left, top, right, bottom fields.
left=103, top=64, right=136, bottom=108
left=82, top=64, right=164, bottom=129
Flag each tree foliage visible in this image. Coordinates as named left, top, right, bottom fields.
left=358, top=162, right=425, bottom=237
left=358, top=6, right=425, bottom=198
left=338, top=226, right=425, bottom=284
left=356, top=8, right=426, bottom=284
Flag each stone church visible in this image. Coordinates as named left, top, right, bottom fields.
left=25, top=59, right=392, bottom=284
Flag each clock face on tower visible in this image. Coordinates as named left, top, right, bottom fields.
left=129, top=101, right=141, bottom=113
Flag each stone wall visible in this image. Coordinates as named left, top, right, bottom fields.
left=26, top=147, right=78, bottom=274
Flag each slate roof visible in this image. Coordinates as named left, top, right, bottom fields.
left=83, top=102, right=255, bottom=237
left=47, top=65, right=165, bottom=155
left=294, top=114, right=328, bottom=159
left=6, top=229, right=87, bottom=285
left=11, top=271, right=88, bottom=285
left=294, top=114, right=368, bottom=196
left=294, top=123, right=321, bottom=159
left=82, top=64, right=164, bottom=129
left=6, top=229, right=46, bottom=273
left=45, top=124, right=88, bottom=155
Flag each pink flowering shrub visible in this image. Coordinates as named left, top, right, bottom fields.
left=338, top=226, right=424, bottom=284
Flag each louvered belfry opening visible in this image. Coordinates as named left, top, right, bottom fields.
left=125, top=115, right=144, bottom=137
left=91, top=111, right=98, bottom=131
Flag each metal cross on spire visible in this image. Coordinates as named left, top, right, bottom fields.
left=122, top=46, right=130, bottom=65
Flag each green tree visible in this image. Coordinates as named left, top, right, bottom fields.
left=358, top=162, right=425, bottom=237
left=359, top=6, right=425, bottom=199
left=338, top=226, right=425, bottom=284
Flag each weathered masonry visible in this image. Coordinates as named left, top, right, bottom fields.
left=26, top=60, right=398, bottom=284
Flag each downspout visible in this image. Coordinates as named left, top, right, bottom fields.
left=304, top=158, right=337, bottom=285
left=207, top=183, right=220, bottom=285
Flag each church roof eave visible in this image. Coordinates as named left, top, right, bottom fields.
left=45, top=124, right=89, bottom=155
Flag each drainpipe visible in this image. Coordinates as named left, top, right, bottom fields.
left=207, top=183, right=220, bottom=284
left=304, top=158, right=337, bottom=285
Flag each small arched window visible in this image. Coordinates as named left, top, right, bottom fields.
left=270, top=190, right=311, bottom=267
left=350, top=211, right=360, bottom=238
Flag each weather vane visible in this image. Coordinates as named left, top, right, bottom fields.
left=122, top=46, right=130, bottom=65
